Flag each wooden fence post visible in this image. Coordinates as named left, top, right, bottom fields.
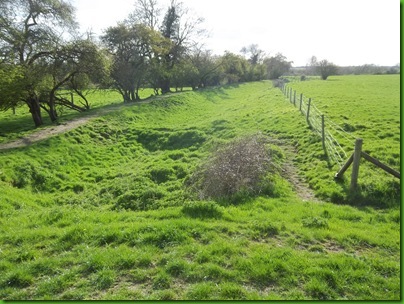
left=350, top=138, right=363, bottom=191
left=299, top=94, right=303, bottom=112
left=335, top=154, right=354, bottom=179
left=321, top=114, right=325, bottom=152
left=361, top=152, right=401, bottom=179
left=306, top=98, right=311, bottom=123
left=293, top=91, right=296, bottom=106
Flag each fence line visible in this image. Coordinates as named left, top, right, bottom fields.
left=278, top=83, right=400, bottom=189
left=281, top=82, right=351, bottom=169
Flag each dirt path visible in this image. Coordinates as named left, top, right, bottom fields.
left=272, top=139, right=320, bottom=202
left=0, top=116, right=93, bottom=150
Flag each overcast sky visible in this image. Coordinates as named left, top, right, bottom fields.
left=71, top=0, right=400, bottom=67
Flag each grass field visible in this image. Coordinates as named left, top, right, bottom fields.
left=285, top=75, right=400, bottom=207
left=286, top=75, right=400, bottom=165
left=0, top=78, right=400, bottom=300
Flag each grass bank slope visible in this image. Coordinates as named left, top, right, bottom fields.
left=0, top=81, right=400, bottom=300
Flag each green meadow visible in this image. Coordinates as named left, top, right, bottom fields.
left=286, top=75, right=400, bottom=206
left=0, top=77, right=400, bottom=300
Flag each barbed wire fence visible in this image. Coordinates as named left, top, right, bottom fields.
left=277, top=82, right=400, bottom=190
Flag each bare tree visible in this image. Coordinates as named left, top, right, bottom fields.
left=240, top=44, right=265, bottom=65
left=306, top=55, right=318, bottom=76
left=128, top=0, right=161, bottom=30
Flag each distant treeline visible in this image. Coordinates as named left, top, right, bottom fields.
left=290, top=64, right=400, bottom=76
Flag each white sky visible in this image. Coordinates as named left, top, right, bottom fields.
left=72, top=0, right=400, bottom=67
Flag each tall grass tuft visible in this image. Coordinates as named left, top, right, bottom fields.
left=181, top=201, right=223, bottom=219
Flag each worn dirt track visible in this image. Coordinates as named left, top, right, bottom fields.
left=271, top=139, right=320, bottom=202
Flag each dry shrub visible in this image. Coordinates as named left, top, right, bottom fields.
left=187, top=134, right=275, bottom=201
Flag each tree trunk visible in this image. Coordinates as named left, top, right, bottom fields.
left=130, top=90, right=136, bottom=102
left=48, top=95, right=58, bottom=122
left=123, top=91, right=130, bottom=103
left=48, top=105, right=58, bottom=122
left=160, top=78, right=171, bottom=94
left=27, top=98, right=43, bottom=127
left=134, top=89, right=140, bottom=101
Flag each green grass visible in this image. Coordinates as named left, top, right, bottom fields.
left=286, top=75, right=400, bottom=207
left=0, top=78, right=400, bottom=300
left=287, top=75, right=399, bottom=164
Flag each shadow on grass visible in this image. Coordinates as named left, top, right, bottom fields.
left=333, top=177, right=400, bottom=209
left=196, top=86, right=231, bottom=103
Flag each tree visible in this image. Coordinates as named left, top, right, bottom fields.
left=316, top=59, right=338, bottom=80
left=128, top=0, right=162, bottom=30
left=170, top=58, right=198, bottom=91
left=264, top=53, right=292, bottom=79
left=158, top=0, right=205, bottom=93
left=158, top=2, right=181, bottom=93
left=0, top=0, right=77, bottom=126
left=124, top=0, right=206, bottom=94
left=0, top=64, right=26, bottom=111
left=189, top=49, right=221, bottom=89
left=45, top=39, right=110, bottom=120
left=102, top=23, right=171, bottom=102
left=306, top=56, right=318, bottom=76
left=219, top=52, right=249, bottom=84
left=240, top=44, right=265, bottom=65
left=0, top=1, right=109, bottom=126
left=240, top=44, right=266, bottom=82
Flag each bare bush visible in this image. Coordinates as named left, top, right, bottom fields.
left=187, top=134, right=276, bottom=201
